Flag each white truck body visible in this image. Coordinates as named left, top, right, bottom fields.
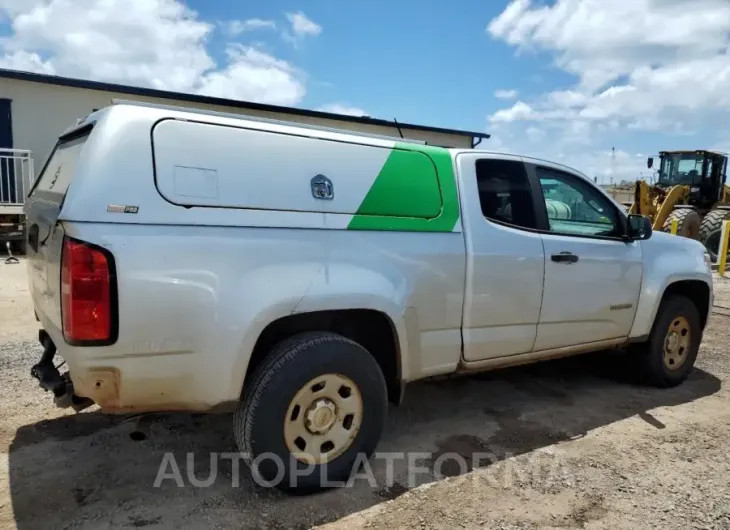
left=24, top=101, right=713, bottom=489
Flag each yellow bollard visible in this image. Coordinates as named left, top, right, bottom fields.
left=670, top=218, right=679, bottom=235
left=719, top=220, right=730, bottom=277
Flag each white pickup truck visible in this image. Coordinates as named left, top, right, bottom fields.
left=25, top=102, right=713, bottom=491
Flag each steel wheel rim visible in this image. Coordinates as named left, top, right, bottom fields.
left=663, top=316, right=691, bottom=371
left=284, top=373, right=363, bottom=465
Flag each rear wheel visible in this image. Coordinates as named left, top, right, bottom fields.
left=234, top=332, right=388, bottom=492
left=662, top=208, right=702, bottom=239
left=634, top=295, right=701, bottom=388
left=699, top=208, right=730, bottom=261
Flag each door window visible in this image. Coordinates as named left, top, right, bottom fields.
left=536, top=166, right=621, bottom=238
left=475, top=159, right=537, bottom=229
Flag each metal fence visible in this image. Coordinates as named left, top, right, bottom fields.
left=0, top=148, right=35, bottom=205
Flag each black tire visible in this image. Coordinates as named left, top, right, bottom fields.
left=699, top=208, right=730, bottom=261
left=661, top=208, right=701, bottom=239
left=234, top=332, right=388, bottom=493
left=634, top=295, right=701, bottom=388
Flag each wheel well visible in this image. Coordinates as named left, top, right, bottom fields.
left=662, top=280, right=711, bottom=328
left=245, top=309, right=402, bottom=404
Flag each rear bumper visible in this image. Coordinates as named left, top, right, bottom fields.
left=31, top=328, right=236, bottom=414
left=30, top=330, right=94, bottom=411
left=30, top=329, right=143, bottom=413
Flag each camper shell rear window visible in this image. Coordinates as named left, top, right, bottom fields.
left=29, top=125, right=93, bottom=205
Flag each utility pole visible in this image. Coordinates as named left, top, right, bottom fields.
left=610, top=147, right=616, bottom=185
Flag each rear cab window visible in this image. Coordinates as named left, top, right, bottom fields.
left=474, top=158, right=538, bottom=229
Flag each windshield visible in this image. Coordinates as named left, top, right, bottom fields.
left=658, top=153, right=703, bottom=186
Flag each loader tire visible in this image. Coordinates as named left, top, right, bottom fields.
left=699, top=208, right=730, bottom=261
left=661, top=208, right=701, bottom=239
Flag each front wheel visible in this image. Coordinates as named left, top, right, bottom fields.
left=233, top=332, right=388, bottom=492
left=634, top=295, right=702, bottom=388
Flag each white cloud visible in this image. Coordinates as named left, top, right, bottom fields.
left=494, top=88, right=518, bottom=100
left=547, top=90, right=588, bottom=109
left=0, top=0, right=42, bottom=15
left=0, top=50, right=54, bottom=74
left=489, top=101, right=536, bottom=123
left=316, top=103, right=367, bottom=116
left=197, top=45, right=305, bottom=105
left=485, top=0, right=730, bottom=183
left=224, top=18, right=276, bottom=36
left=525, top=126, right=545, bottom=143
left=573, top=149, right=645, bottom=184
left=285, top=11, right=322, bottom=37
left=0, top=0, right=307, bottom=106
left=711, top=134, right=730, bottom=155
left=282, top=11, right=321, bottom=48
left=494, top=128, right=649, bottom=183
left=487, top=0, right=730, bottom=128
left=488, top=0, right=730, bottom=91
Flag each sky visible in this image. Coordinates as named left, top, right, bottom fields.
left=0, top=0, right=728, bottom=183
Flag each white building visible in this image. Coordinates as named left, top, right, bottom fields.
left=0, top=68, right=489, bottom=186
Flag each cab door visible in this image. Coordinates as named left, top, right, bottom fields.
left=528, top=163, right=643, bottom=351
left=456, top=153, right=545, bottom=361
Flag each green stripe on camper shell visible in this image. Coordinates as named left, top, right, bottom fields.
left=346, top=143, right=460, bottom=232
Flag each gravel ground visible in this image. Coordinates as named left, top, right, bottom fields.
left=1, top=257, right=729, bottom=530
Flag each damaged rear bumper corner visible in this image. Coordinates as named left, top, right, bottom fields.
left=30, top=329, right=121, bottom=412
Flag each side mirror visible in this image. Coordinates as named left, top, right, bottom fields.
left=627, top=214, right=652, bottom=241
left=647, top=157, right=654, bottom=169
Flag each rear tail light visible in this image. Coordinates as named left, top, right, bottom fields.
left=61, top=236, right=117, bottom=344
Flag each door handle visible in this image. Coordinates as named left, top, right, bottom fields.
left=551, top=252, right=579, bottom=264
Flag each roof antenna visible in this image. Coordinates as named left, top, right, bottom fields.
left=393, top=118, right=404, bottom=139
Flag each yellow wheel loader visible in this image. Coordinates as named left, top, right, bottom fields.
left=629, top=150, right=730, bottom=260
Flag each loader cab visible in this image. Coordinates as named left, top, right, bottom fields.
left=649, top=150, right=728, bottom=208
